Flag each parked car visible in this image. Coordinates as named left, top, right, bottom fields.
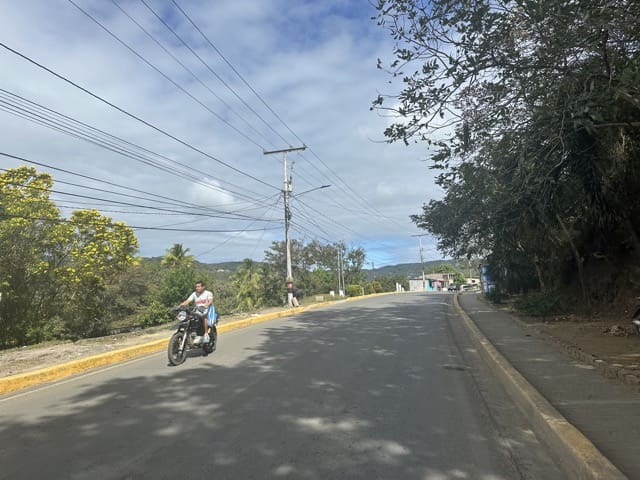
left=447, top=285, right=458, bottom=292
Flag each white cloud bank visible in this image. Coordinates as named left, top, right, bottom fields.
left=0, top=0, right=445, bottom=266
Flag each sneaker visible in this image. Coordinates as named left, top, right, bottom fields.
left=203, top=333, right=210, bottom=344
left=193, top=336, right=202, bottom=345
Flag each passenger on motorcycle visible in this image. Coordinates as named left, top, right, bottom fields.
left=180, top=280, right=216, bottom=344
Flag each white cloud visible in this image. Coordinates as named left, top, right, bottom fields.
left=0, top=0, right=443, bottom=266
left=189, top=177, right=235, bottom=206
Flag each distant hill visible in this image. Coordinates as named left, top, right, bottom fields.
left=141, top=257, right=462, bottom=282
left=365, top=260, right=456, bottom=280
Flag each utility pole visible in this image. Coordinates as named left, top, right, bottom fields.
left=337, top=245, right=342, bottom=296
left=411, top=233, right=428, bottom=291
left=370, top=261, right=376, bottom=293
left=263, top=145, right=306, bottom=305
left=338, top=242, right=346, bottom=296
left=412, top=234, right=427, bottom=291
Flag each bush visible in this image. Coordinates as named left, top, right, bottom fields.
left=210, top=282, right=235, bottom=315
left=139, top=301, right=172, bottom=327
left=40, top=315, right=69, bottom=341
left=158, top=267, right=199, bottom=307
left=485, top=289, right=504, bottom=304
left=514, top=291, right=564, bottom=317
left=365, top=281, right=382, bottom=294
left=346, top=284, right=362, bottom=297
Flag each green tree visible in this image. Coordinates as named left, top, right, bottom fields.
left=231, top=259, right=265, bottom=311
left=263, top=240, right=367, bottom=297
left=161, top=243, right=194, bottom=268
left=0, top=167, right=62, bottom=345
left=158, top=266, right=199, bottom=308
left=375, top=0, right=640, bottom=303
left=0, top=167, right=139, bottom=345
left=344, top=245, right=366, bottom=286
left=431, top=263, right=466, bottom=285
left=56, top=209, right=139, bottom=337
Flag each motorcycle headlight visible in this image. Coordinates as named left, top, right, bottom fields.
left=177, top=311, right=187, bottom=321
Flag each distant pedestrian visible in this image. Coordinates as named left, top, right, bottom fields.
left=286, top=281, right=299, bottom=307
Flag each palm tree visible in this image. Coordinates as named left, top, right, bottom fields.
left=231, top=258, right=265, bottom=311
left=161, top=243, right=194, bottom=268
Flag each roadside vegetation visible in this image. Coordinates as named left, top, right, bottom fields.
left=0, top=166, right=411, bottom=349
left=374, top=0, right=640, bottom=316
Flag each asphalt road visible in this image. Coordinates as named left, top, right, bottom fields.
left=0, top=293, right=563, bottom=479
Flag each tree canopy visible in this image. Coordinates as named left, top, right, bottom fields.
left=375, top=0, right=640, bottom=301
left=0, top=166, right=138, bottom=345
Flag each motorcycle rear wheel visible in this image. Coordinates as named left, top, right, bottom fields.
left=168, top=332, right=187, bottom=366
left=202, top=330, right=217, bottom=354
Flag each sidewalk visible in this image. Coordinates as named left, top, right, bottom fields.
left=458, top=294, right=640, bottom=479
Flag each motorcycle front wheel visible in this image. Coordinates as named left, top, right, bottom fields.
left=167, top=332, right=187, bottom=366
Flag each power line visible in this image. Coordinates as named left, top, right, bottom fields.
left=110, top=0, right=275, bottom=149
left=170, top=0, right=296, bottom=144
left=0, top=176, right=282, bottom=223
left=0, top=151, right=277, bottom=215
left=293, top=196, right=361, bottom=237
left=166, top=2, right=395, bottom=218
left=55, top=204, right=193, bottom=215
left=66, top=0, right=266, bottom=150
left=167, top=3, right=406, bottom=231
left=194, top=193, right=283, bottom=259
left=153, top=0, right=292, bottom=146
left=0, top=88, right=272, bottom=205
left=0, top=212, right=282, bottom=233
left=1, top=153, right=211, bottom=212
left=0, top=89, right=261, bottom=206
left=0, top=41, right=279, bottom=191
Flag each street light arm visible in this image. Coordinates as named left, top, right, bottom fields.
left=291, top=184, right=331, bottom=197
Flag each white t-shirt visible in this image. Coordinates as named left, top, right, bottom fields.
left=188, top=290, right=213, bottom=308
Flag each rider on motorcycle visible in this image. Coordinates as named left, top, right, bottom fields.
left=180, top=280, right=215, bottom=344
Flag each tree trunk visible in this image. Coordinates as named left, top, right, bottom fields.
left=556, top=214, right=589, bottom=307
left=533, top=255, right=546, bottom=292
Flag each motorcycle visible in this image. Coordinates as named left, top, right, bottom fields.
left=632, top=307, right=640, bottom=336
left=167, top=306, right=217, bottom=366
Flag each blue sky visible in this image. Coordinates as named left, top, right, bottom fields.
left=0, top=0, right=445, bottom=266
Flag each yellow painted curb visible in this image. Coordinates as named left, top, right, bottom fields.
left=0, top=292, right=397, bottom=396
left=0, top=339, right=166, bottom=396
left=452, top=294, right=626, bottom=480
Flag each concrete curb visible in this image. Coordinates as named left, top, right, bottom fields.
left=453, top=294, right=627, bottom=480
left=0, top=292, right=395, bottom=396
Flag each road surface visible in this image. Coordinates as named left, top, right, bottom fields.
left=0, top=293, right=563, bottom=479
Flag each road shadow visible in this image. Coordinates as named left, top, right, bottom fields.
left=0, top=294, right=529, bottom=479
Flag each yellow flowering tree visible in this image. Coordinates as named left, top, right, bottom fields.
left=56, top=209, right=138, bottom=337
left=0, top=166, right=139, bottom=346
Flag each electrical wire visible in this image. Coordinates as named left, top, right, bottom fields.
left=194, top=193, right=283, bottom=259
left=147, top=0, right=291, bottom=147
left=66, top=0, right=266, bottom=150
left=0, top=151, right=278, bottom=215
left=0, top=177, right=282, bottom=223
left=0, top=212, right=282, bottom=233
left=168, top=1, right=399, bottom=226
left=0, top=89, right=273, bottom=206
left=0, top=41, right=279, bottom=191
left=111, top=0, right=275, bottom=149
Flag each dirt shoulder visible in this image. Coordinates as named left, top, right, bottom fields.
left=0, top=305, right=295, bottom=378
left=479, top=295, right=640, bottom=373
